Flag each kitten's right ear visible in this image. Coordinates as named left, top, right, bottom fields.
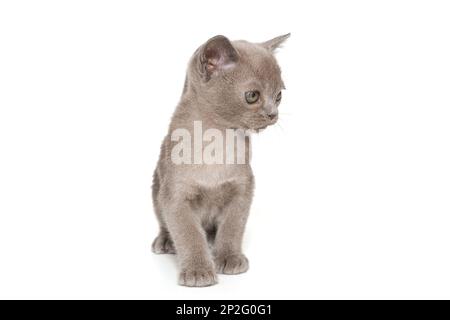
left=198, top=35, right=238, bottom=81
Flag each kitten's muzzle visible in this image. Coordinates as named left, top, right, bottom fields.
left=257, top=112, right=278, bottom=130
left=262, top=103, right=278, bottom=122
left=267, top=111, right=278, bottom=121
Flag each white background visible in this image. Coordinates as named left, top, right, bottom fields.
left=1, top=0, right=449, bottom=299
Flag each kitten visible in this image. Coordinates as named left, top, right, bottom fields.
left=152, top=34, right=289, bottom=287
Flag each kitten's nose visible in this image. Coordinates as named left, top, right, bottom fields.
left=267, top=111, right=278, bottom=120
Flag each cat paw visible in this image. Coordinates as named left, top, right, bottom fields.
left=178, top=268, right=218, bottom=287
left=151, top=233, right=175, bottom=254
left=214, top=254, right=249, bottom=275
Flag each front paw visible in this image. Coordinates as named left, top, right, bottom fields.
left=152, top=233, right=175, bottom=254
left=214, top=254, right=249, bottom=275
left=178, top=267, right=218, bottom=287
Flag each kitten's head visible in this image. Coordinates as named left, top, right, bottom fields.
left=188, top=34, right=290, bottom=130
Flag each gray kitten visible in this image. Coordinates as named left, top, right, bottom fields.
left=152, top=34, right=289, bottom=287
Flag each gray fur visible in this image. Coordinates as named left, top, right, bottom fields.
left=152, top=34, right=289, bottom=287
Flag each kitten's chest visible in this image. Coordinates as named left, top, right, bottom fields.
left=191, top=163, right=250, bottom=188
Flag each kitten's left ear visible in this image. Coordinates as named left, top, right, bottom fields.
left=261, top=33, right=291, bottom=52
left=199, top=35, right=239, bottom=81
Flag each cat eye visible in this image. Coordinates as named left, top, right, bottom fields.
left=276, top=91, right=282, bottom=102
left=245, top=91, right=260, bottom=104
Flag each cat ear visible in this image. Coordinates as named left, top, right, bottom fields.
left=199, top=35, right=238, bottom=80
left=261, top=33, right=291, bottom=52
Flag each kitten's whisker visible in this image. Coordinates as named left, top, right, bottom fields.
left=276, top=121, right=285, bottom=133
